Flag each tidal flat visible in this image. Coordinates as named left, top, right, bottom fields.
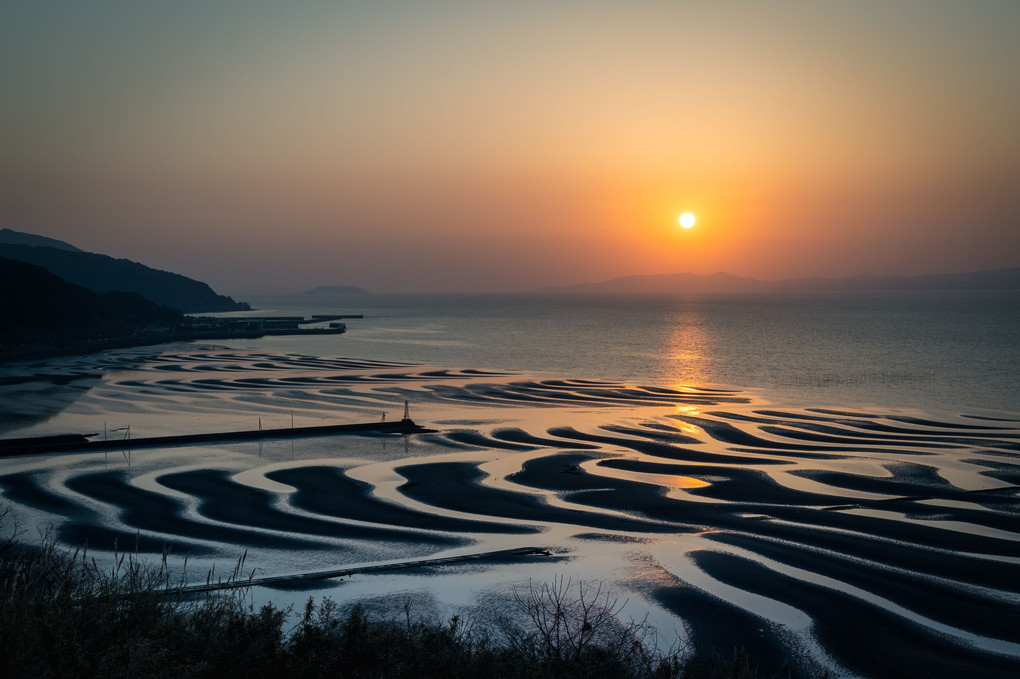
left=1, top=345, right=1018, bottom=678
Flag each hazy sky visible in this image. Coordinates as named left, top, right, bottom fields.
left=3, top=1, right=1019, bottom=294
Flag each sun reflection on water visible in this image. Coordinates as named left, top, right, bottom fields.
left=672, top=406, right=703, bottom=428
left=665, top=306, right=712, bottom=387
left=671, top=475, right=710, bottom=489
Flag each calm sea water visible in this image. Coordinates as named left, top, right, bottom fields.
left=238, top=290, right=1020, bottom=415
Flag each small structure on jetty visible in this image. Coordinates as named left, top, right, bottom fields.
left=183, top=315, right=348, bottom=337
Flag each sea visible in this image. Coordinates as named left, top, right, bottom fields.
left=237, top=290, right=1020, bottom=414
left=1, top=291, right=1018, bottom=678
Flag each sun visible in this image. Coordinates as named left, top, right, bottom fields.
left=679, top=213, right=696, bottom=229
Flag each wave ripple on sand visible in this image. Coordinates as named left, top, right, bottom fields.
left=1, top=348, right=1018, bottom=679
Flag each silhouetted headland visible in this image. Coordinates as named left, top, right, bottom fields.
left=0, top=229, right=249, bottom=312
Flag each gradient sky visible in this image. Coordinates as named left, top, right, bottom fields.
left=3, top=1, right=1019, bottom=294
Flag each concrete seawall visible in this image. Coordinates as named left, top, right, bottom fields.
left=0, top=419, right=432, bottom=457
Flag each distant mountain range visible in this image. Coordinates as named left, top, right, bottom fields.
left=540, top=267, right=1020, bottom=294
left=0, top=228, right=83, bottom=252
left=301, top=285, right=369, bottom=295
left=0, top=229, right=248, bottom=313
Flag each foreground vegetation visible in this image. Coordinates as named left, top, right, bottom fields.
left=0, top=525, right=777, bottom=678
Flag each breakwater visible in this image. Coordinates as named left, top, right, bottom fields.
left=0, top=418, right=431, bottom=457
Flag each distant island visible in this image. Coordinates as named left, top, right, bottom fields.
left=540, top=267, right=1020, bottom=294
left=0, top=229, right=249, bottom=313
left=301, top=285, right=369, bottom=295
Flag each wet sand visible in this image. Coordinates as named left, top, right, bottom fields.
left=1, top=347, right=1018, bottom=678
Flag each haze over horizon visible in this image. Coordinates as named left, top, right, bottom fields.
left=3, top=1, right=1019, bottom=295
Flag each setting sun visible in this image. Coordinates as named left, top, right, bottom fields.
left=679, top=213, right=696, bottom=229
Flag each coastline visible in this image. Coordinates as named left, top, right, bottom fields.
left=0, top=326, right=346, bottom=364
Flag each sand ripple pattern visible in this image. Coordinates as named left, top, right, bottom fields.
left=1, top=348, right=1018, bottom=678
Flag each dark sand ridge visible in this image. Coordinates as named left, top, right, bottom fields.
left=416, top=433, right=491, bottom=452
left=515, top=383, right=730, bottom=404
left=136, top=352, right=403, bottom=369
left=118, top=368, right=492, bottom=391
left=64, top=472, right=321, bottom=551
left=599, top=423, right=703, bottom=445
left=705, top=530, right=1020, bottom=641
left=669, top=415, right=943, bottom=455
left=968, top=458, right=1020, bottom=484
left=489, top=427, right=600, bottom=449
left=719, top=408, right=1020, bottom=436
left=649, top=550, right=1020, bottom=679
left=545, top=426, right=800, bottom=463
left=265, top=466, right=539, bottom=535
left=905, top=413, right=1020, bottom=426
left=362, top=378, right=751, bottom=410
left=156, top=469, right=466, bottom=549
left=686, top=550, right=1020, bottom=679
left=760, top=414, right=1020, bottom=441
left=650, top=581, right=802, bottom=678
left=758, top=424, right=1014, bottom=450
left=0, top=470, right=204, bottom=553
left=594, top=458, right=856, bottom=506
left=721, top=506, right=1020, bottom=591
left=513, top=453, right=1020, bottom=591
left=544, top=380, right=747, bottom=398
left=80, top=361, right=756, bottom=428
left=602, top=456, right=1020, bottom=531
left=639, top=505, right=1020, bottom=678
left=393, top=460, right=687, bottom=534
left=389, top=450, right=1019, bottom=589
left=510, top=384, right=748, bottom=408
left=511, top=452, right=810, bottom=510
left=807, top=407, right=885, bottom=418
left=442, top=430, right=539, bottom=451
left=0, top=375, right=101, bottom=435
left=432, top=382, right=579, bottom=406
left=701, top=412, right=1020, bottom=454
left=793, top=467, right=1020, bottom=518
left=444, top=425, right=707, bottom=454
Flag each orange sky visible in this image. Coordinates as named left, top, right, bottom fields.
left=2, top=1, right=1018, bottom=294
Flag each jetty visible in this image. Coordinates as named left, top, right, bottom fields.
left=0, top=413, right=432, bottom=458
left=183, top=315, right=349, bottom=337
